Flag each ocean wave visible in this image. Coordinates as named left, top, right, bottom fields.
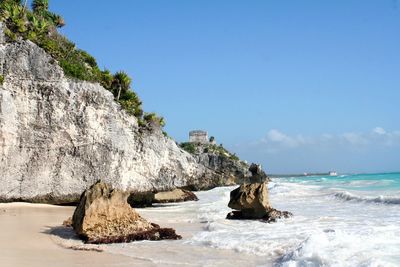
left=275, top=231, right=399, bottom=267
left=334, top=191, right=400, bottom=205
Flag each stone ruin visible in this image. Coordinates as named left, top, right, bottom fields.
left=189, top=130, right=209, bottom=144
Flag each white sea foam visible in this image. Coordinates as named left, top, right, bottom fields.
left=105, top=177, right=400, bottom=266
left=188, top=180, right=400, bottom=266
left=276, top=229, right=400, bottom=267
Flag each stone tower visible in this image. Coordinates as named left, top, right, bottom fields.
left=189, top=130, right=208, bottom=144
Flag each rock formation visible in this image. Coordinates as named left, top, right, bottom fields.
left=127, top=191, right=155, bottom=208
left=72, top=181, right=181, bottom=244
left=153, top=188, right=198, bottom=203
left=181, top=143, right=270, bottom=189
left=226, top=182, right=292, bottom=223
left=195, top=153, right=250, bottom=186
left=249, top=163, right=268, bottom=183
left=127, top=188, right=198, bottom=208
left=0, top=24, right=228, bottom=203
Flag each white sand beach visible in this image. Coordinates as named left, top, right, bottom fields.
left=0, top=203, right=155, bottom=267
left=0, top=201, right=266, bottom=267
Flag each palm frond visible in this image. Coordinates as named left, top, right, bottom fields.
left=31, top=0, right=48, bottom=13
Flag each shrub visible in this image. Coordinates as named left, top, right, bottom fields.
left=77, top=49, right=97, bottom=68
left=0, top=75, right=4, bottom=85
left=230, top=153, right=239, bottom=161
left=180, top=142, right=197, bottom=154
left=143, top=112, right=165, bottom=128
left=59, top=58, right=90, bottom=81
left=100, top=69, right=113, bottom=89
left=0, top=2, right=27, bottom=34
left=118, top=90, right=143, bottom=117
left=32, top=0, right=49, bottom=13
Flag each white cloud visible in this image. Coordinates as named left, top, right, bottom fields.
left=255, top=127, right=400, bottom=153
left=266, top=129, right=288, bottom=142
left=373, top=127, right=386, bottom=135
left=262, top=129, right=305, bottom=148
left=321, top=134, right=334, bottom=140
left=341, top=132, right=369, bottom=145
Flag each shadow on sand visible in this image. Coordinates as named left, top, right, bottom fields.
left=41, top=226, right=103, bottom=252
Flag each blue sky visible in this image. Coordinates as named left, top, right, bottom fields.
left=46, top=0, right=399, bottom=173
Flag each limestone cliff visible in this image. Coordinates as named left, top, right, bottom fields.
left=194, top=152, right=251, bottom=186
left=0, top=25, right=220, bottom=203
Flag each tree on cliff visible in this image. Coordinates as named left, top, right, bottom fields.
left=113, top=71, right=132, bottom=100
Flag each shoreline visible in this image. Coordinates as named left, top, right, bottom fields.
left=0, top=202, right=268, bottom=267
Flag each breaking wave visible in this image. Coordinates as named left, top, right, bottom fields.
left=334, top=191, right=400, bottom=205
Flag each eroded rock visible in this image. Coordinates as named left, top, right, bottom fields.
left=153, top=188, right=198, bottom=203
left=226, top=182, right=292, bottom=223
left=72, top=181, right=181, bottom=244
left=249, top=163, right=269, bottom=183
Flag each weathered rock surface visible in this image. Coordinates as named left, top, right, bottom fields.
left=127, top=188, right=198, bottom=207
left=72, top=181, right=181, bottom=244
left=154, top=188, right=198, bottom=203
left=195, top=153, right=250, bottom=186
left=226, top=182, right=292, bottom=223
left=226, top=208, right=292, bottom=223
left=0, top=24, right=226, bottom=203
left=189, top=145, right=270, bottom=189
left=249, top=163, right=268, bottom=183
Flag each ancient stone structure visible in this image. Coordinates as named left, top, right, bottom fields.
left=189, top=130, right=209, bottom=144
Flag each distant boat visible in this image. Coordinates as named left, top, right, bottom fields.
left=329, top=171, right=338, bottom=176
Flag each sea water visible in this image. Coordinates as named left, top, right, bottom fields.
left=106, top=172, right=400, bottom=266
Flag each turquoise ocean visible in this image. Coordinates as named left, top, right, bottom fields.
left=283, top=172, right=400, bottom=192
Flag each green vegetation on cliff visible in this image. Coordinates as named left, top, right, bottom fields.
left=0, top=0, right=164, bottom=128
left=180, top=142, right=197, bottom=154
left=180, top=142, right=241, bottom=162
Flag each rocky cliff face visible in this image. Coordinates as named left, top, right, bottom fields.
left=194, top=153, right=251, bottom=186
left=182, top=144, right=270, bottom=189
left=0, top=25, right=219, bottom=203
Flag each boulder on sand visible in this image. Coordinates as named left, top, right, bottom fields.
left=226, top=182, right=292, bottom=223
left=127, top=188, right=198, bottom=208
left=154, top=188, right=198, bottom=203
left=127, top=191, right=155, bottom=208
left=72, top=181, right=181, bottom=244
